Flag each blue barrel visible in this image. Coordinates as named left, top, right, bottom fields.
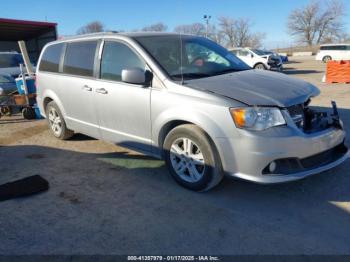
left=33, top=104, right=42, bottom=119
left=15, top=75, right=36, bottom=95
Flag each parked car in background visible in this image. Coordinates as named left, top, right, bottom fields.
left=230, top=47, right=282, bottom=71
left=263, top=50, right=288, bottom=63
left=0, top=52, right=25, bottom=78
left=37, top=32, right=347, bottom=191
left=0, top=74, right=16, bottom=105
left=279, top=54, right=288, bottom=63
left=0, top=74, right=16, bottom=95
left=316, top=44, right=350, bottom=63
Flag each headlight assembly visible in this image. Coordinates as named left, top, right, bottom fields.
left=230, top=107, right=286, bottom=131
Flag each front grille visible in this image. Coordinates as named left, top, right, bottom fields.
left=287, top=104, right=304, bottom=128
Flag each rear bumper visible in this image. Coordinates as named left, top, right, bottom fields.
left=216, top=127, right=348, bottom=184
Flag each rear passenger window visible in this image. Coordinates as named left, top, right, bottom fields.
left=321, top=45, right=347, bottom=51
left=100, top=41, right=145, bottom=82
left=63, top=41, right=97, bottom=77
left=39, top=44, right=64, bottom=73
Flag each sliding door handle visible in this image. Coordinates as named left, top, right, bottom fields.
left=96, top=88, right=108, bottom=94
left=82, top=85, right=92, bottom=91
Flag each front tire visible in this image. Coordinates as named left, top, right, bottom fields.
left=46, top=101, right=74, bottom=140
left=163, top=124, right=223, bottom=191
left=254, top=63, right=266, bottom=70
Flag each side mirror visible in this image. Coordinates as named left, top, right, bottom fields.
left=121, top=68, right=152, bottom=86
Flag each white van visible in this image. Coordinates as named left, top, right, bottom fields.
left=316, top=44, right=350, bottom=62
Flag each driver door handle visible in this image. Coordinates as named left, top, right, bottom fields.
left=96, top=88, right=108, bottom=94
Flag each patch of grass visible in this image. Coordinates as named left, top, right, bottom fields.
left=98, top=157, right=164, bottom=169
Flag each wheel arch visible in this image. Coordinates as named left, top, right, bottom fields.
left=155, top=114, right=227, bottom=163
left=253, top=62, right=266, bottom=69
left=41, top=90, right=67, bottom=118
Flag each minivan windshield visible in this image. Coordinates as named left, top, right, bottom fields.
left=0, top=53, right=24, bottom=68
left=134, top=35, right=251, bottom=80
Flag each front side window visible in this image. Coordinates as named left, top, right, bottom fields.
left=100, top=41, right=145, bottom=82
left=135, top=35, right=250, bottom=80
left=238, top=50, right=250, bottom=56
left=63, top=41, right=97, bottom=77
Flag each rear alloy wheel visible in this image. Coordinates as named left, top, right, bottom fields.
left=164, top=124, right=224, bottom=191
left=254, top=63, right=266, bottom=70
left=323, top=56, right=332, bottom=63
left=46, top=101, right=74, bottom=140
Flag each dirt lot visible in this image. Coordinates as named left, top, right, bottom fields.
left=1, top=56, right=350, bottom=255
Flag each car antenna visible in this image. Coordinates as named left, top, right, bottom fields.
left=179, top=32, right=184, bottom=85
left=176, top=1, right=184, bottom=85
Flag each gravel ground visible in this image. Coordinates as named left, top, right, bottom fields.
left=0, top=56, right=349, bottom=255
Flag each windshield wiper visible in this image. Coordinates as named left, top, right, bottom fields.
left=212, top=68, right=247, bottom=76
left=171, top=72, right=211, bottom=80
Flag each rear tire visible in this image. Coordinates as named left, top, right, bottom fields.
left=46, top=101, right=74, bottom=140
left=163, top=124, right=224, bottom=192
left=323, top=56, right=332, bottom=63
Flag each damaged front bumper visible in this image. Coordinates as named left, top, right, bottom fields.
left=217, top=101, right=348, bottom=184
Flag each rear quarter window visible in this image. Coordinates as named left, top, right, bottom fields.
left=63, top=41, right=97, bottom=77
left=39, top=43, right=64, bottom=73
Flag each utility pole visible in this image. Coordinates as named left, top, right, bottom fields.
left=203, top=15, right=211, bottom=38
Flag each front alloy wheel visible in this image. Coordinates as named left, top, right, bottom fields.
left=170, top=137, right=205, bottom=183
left=254, top=63, right=266, bottom=70
left=163, top=124, right=224, bottom=191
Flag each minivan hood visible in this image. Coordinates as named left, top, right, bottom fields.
left=185, top=70, right=320, bottom=107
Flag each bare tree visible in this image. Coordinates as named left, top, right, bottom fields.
left=287, top=0, right=345, bottom=46
left=246, top=32, right=266, bottom=48
left=218, top=17, right=265, bottom=48
left=207, top=24, right=225, bottom=45
left=77, top=21, right=105, bottom=35
left=218, top=17, right=236, bottom=47
left=142, top=22, right=167, bottom=32
left=174, top=23, right=206, bottom=36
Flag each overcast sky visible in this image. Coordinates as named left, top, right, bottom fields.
left=1, top=0, right=349, bottom=48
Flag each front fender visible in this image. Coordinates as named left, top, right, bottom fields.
left=152, top=105, right=234, bottom=147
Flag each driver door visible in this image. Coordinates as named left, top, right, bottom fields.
left=94, top=40, right=152, bottom=152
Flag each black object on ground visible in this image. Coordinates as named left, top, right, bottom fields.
left=22, top=107, right=36, bottom=120
left=0, top=175, right=49, bottom=201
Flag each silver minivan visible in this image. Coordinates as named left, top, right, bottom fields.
left=36, top=32, right=348, bottom=191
